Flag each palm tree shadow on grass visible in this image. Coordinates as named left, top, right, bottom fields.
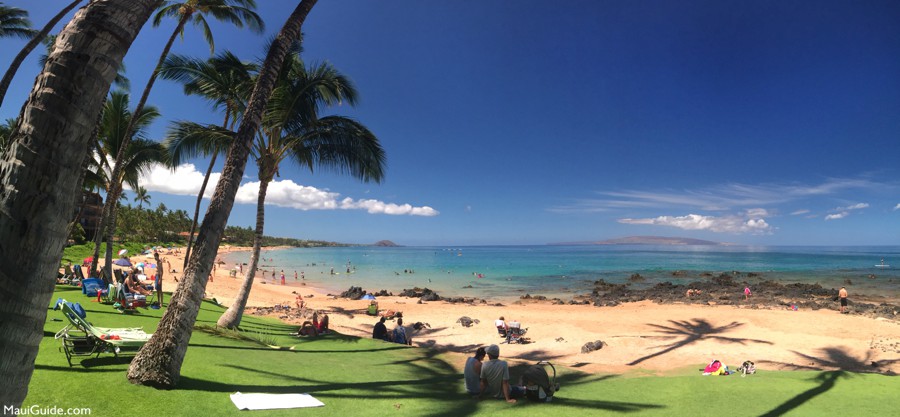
left=757, top=347, right=900, bottom=417
left=628, top=319, right=773, bottom=366
left=175, top=343, right=664, bottom=416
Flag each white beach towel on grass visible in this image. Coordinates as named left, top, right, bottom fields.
left=230, top=392, right=324, bottom=410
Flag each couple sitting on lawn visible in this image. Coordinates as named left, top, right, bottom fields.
left=465, top=344, right=525, bottom=403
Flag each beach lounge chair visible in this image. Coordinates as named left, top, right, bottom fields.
left=115, top=283, right=147, bottom=310
left=54, top=300, right=152, bottom=366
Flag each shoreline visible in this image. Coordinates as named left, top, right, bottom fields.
left=211, top=247, right=900, bottom=375
left=132, top=245, right=900, bottom=376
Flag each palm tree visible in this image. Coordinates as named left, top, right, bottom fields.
left=217, top=54, right=385, bottom=329
left=0, top=117, right=15, bottom=152
left=99, top=0, right=263, bottom=281
left=159, top=51, right=255, bottom=269
left=127, top=0, right=318, bottom=389
left=0, top=0, right=82, bottom=108
left=134, top=186, right=151, bottom=208
left=0, top=0, right=163, bottom=407
left=93, top=91, right=167, bottom=276
left=0, top=3, right=35, bottom=39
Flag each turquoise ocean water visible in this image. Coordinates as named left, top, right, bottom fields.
left=221, top=245, right=900, bottom=301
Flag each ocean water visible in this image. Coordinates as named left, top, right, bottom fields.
left=221, top=245, right=900, bottom=301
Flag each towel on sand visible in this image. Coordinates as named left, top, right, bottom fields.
left=230, top=392, right=324, bottom=410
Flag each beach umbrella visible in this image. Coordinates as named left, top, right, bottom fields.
left=361, top=294, right=376, bottom=300
left=118, top=249, right=128, bottom=256
left=83, top=257, right=93, bottom=264
left=113, top=258, right=132, bottom=267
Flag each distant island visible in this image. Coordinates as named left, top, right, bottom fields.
left=551, top=236, right=726, bottom=246
left=372, top=240, right=401, bottom=247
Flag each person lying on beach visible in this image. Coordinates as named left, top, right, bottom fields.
left=297, top=321, right=318, bottom=337
left=381, top=309, right=400, bottom=319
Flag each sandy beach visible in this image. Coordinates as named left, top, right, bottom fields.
left=140, top=246, right=900, bottom=375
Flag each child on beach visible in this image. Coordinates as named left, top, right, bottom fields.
left=744, top=286, right=752, bottom=300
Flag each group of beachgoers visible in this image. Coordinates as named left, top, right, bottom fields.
left=463, top=344, right=524, bottom=403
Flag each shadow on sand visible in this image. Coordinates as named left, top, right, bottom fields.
left=628, top=318, right=772, bottom=366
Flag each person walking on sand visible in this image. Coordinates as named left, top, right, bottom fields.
left=744, top=285, right=752, bottom=300
left=839, top=286, right=848, bottom=313
left=280, top=270, right=286, bottom=285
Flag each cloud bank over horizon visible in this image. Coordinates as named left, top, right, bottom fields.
left=135, top=163, right=438, bottom=217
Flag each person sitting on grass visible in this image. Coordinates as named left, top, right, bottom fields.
left=392, top=318, right=411, bottom=345
left=464, top=347, right=486, bottom=395
left=477, top=344, right=524, bottom=403
left=373, top=317, right=388, bottom=340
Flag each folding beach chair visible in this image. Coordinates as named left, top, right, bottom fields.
left=81, top=278, right=108, bottom=298
left=505, top=321, right=529, bottom=344
left=54, top=300, right=152, bottom=366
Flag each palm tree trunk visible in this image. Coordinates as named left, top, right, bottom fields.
left=217, top=173, right=270, bottom=328
left=0, top=0, right=84, bottom=108
left=99, top=12, right=191, bottom=278
left=184, top=112, right=231, bottom=268
left=183, top=151, right=218, bottom=269
left=0, top=0, right=162, bottom=408
left=126, top=0, right=318, bottom=388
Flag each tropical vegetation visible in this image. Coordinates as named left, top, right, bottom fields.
left=95, top=0, right=264, bottom=283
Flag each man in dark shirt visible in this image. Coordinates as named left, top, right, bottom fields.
left=372, top=316, right=388, bottom=340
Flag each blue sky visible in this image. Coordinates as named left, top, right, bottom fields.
left=2, top=0, right=899, bottom=246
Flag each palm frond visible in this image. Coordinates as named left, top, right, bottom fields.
left=285, top=116, right=386, bottom=184
left=163, top=121, right=234, bottom=165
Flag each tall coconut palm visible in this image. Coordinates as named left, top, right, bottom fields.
left=127, top=0, right=318, bottom=388
left=0, top=0, right=163, bottom=407
left=99, top=0, right=263, bottom=281
left=217, top=55, right=385, bottom=329
left=0, top=0, right=82, bottom=108
left=134, top=186, right=151, bottom=208
left=91, top=91, right=167, bottom=262
left=159, top=51, right=255, bottom=268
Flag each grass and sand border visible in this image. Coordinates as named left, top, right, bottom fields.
left=20, top=285, right=897, bottom=416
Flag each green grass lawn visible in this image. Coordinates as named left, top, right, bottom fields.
left=24, top=286, right=897, bottom=416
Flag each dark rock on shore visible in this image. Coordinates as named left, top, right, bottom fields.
left=581, top=340, right=607, bottom=353
left=586, top=273, right=899, bottom=320
left=399, top=287, right=441, bottom=302
left=339, top=286, right=367, bottom=300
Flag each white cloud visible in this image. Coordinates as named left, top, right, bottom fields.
left=894, top=204, right=900, bottom=211
left=745, top=208, right=770, bottom=217
left=790, top=209, right=810, bottom=215
left=825, top=212, right=848, bottom=221
left=618, top=213, right=773, bottom=234
left=137, top=163, right=437, bottom=216
left=836, top=203, right=869, bottom=211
